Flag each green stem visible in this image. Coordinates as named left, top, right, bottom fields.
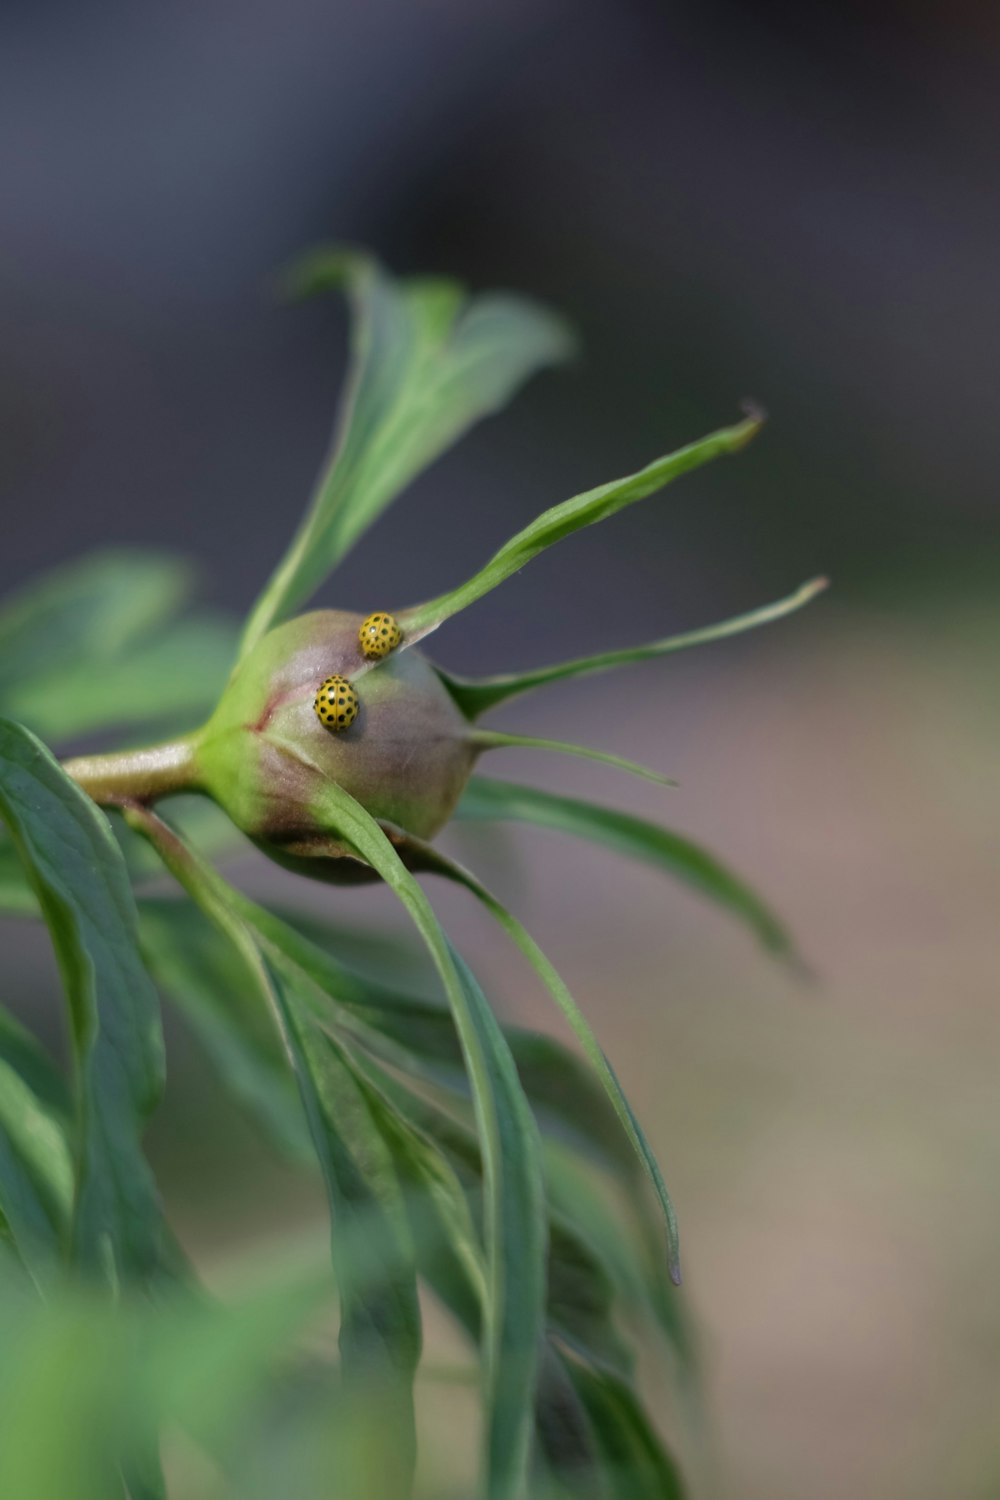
left=62, top=735, right=201, bottom=807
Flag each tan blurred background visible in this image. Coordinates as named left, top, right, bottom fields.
left=2, top=1, right=999, bottom=1496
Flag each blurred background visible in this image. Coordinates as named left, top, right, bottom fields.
left=2, top=1, right=999, bottom=1496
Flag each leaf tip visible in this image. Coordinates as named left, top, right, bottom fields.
left=783, top=947, right=822, bottom=987
left=275, top=243, right=375, bottom=304
left=728, top=400, right=767, bottom=451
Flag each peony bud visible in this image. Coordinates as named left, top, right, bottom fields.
left=194, top=609, right=476, bottom=857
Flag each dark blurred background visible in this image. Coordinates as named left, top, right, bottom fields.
left=2, top=2, right=999, bottom=1497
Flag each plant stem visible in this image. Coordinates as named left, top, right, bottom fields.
left=62, top=735, right=200, bottom=806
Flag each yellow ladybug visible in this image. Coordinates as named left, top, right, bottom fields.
left=314, top=675, right=360, bottom=732
left=358, top=611, right=402, bottom=659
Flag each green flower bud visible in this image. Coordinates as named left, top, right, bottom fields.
left=195, top=609, right=476, bottom=855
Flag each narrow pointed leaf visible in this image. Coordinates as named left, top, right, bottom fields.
left=141, top=881, right=490, bottom=1375
left=5, top=615, right=236, bottom=743
left=137, top=898, right=311, bottom=1162
left=564, top=1356, right=685, bottom=1500
left=0, top=551, right=194, bottom=692
left=267, top=974, right=423, bottom=1492
left=0, top=720, right=168, bottom=1287
left=239, top=249, right=573, bottom=657
left=137, top=789, right=546, bottom=1500
left=122, top=809, right=422, bottom=1492
left=457, top=777, right=794, bottom=958
left=534, top=1341, right=607, bottom=1500
left=0, top=1011, right=73, bottom=1273
left=302, top=777, right=547, bottom=1500
left=395, top=413, right=760, bottom=649
left=402, top=839, right=681, bottom=1285
left=358, top=1056, right=666, bottom=1493
left=171, top=887, right=637, bottom=1184
left=472, top=732, right=675, bottom=788
left=340, top=1053, right=489, bottom=1335
left=439, top=577, right=828, bottom=717
left=0, top=834, right=36, bottom=916
left=545, top=1148, right=700, bottom=1386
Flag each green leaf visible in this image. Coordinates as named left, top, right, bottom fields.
left=565, top=1356, right=685, bottom=1500
left=239, top=249, right=573, bottom=658
left=395, top=412, right=761, bottom=649
left=545, top=1214, right=633, bottom=1377
left=544, top=1148, right=700, bottom=1389
left=533, top=1341, right=607, bottom=1500
left=160, top=886, right=638, bottom=1191
left=117, top=799, right=242, bottom=888
left=403, top=841, right=682, bottom=1286
left=0, top=833, right=37, bottom=916
left=337, top=1052, right=489, bottom=1343
left=0, top=1252, right=338, bottom=1500
left=348, top=1047, right=632, bottom=1367
left=140, top=879, right=489, bottom=1450
left=4, top=616, right=236, bottom=743
left=0, top=550, right=237, bottom=744
left=137, top=898, right=312, bottom=1162
left=0, top=551, right=193, bottom=692
left=439, top=577, right=828, bottom=717
left=346, top=1051, right=655, bottom=1488
left=127, top=805, right=680, bottom=1498
left=132, top=796, right=546, bottom=1500
left=296, top=778, right=549, bottom=1500
left=0, top=1010, right=73, bottom=1275
left=0, top=1009, right=70, bottom=1119
left=246, top=902, right=637, bottom=1179
left=471, top=731, right=676, bottom=788
left=356, top=1057, right=671, bottom=1498
left=121, top=812, right=422, bottom=1491
left=265, top=969, right=423, bottom=1492
left=293, top=979, right=682, bottom=1497
left=457, top=776, right=795, bottom=958
left=0, top=720, right=168, bottom=1287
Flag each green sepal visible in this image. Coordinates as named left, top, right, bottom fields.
left=394, top=412, right=762, bottom=651
left=438, top=577, right=828, bottom=718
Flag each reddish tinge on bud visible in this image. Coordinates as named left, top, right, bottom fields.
left=194, top=610, right=476, bottom=858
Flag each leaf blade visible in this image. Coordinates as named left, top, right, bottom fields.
left=0, top=1011, right=73, bottom=1275
left=471, top=731, right=676, bottom=788
left=565, top=1355, right=686, bottom=1500
left=396, top=413, right=761, bottom=648
left=399, top=840, right=682, bottom=1285
left=239, top=251, right=573, bottom=658
left=4, top=616, right=237, bottom=743
left=123, top=810, right=423, bottom=1492
left=439, top=577, right=828, bottom=718
left=0, top=720, right=168, bottom=1287
left=456, top=776, right=795, bottom=958
left=302, top=778, right=548, bottom=1500
left=0, top=551, right=193, bottom=692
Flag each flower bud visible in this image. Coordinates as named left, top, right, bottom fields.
left=195, top=610, right=476, bottom=856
